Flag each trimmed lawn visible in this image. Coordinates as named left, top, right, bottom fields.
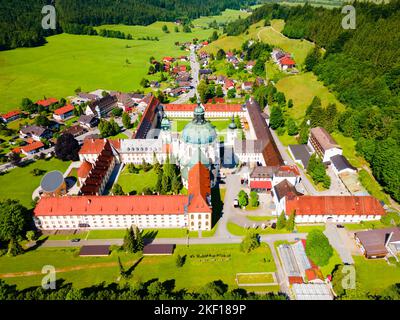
left=0, top=22, right=214, bottom=112
left=247, top=215, right=276, bottom=222
left=116, top=167, right=158, bottom=194
left=296, top=225, right=325, bottom=233
left=2, top=244, right=276, bottom=291
left=87, top=228, right=189, bottom=239
left=320, top=248, right=342, bottom=278
left=275, top=72, right=345, bottom=121
left=170, top=118, right=232, bottom=133
left=331, top=132, right=366, bottom=168
left=128, top=243, right=276, bottom=291
left=237, top=273, right=275, bottom=284
left=0, top=158, right=71, bottom=208
left=344, top=220, right=387, bottom=231
left=227, top=222, right=291, bottom=236
left=358, top=169, right=390, bottom=204
left=109, top=132, right=129, bottom=140
left=353, top=256, right=400, bottom=295
left=276, top=130, right=298, bottom=146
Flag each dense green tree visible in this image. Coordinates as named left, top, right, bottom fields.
left=286, top=211, right=295, bottom=232
left=216, top=85, right=224, bottom=98
left=237, top=190, right=248, bottom=208
left=305, top=230, right=333, bottom=266
left=287, top=118, right=299, bottom=136
left=216, top=49, right=226, bottom=60
left=122, top=112, right=132, bottom=129
left=55, top=133, right=80, bottom=161
left=249, top=191, right=259, bottom=208
left=269, top=106, right=285, bottom=130
left=276, top=211, right=286, bottom=230
left=0, top=200, right=30, bottom=256
left=112, top=184, right=125, bottom=196
left=122, top=227, right=136, bottom=253
left=305, top=47, right=322, bottom=72
left=240, top=231, right=260, bottom=253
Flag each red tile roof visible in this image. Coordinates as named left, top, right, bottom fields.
left=279, top=56, right=295, bottom=66
left=163, top=103, right=242, bottom=112
left=34, top=195, right=189, bottom=216
left=77, top=160, right=92, bottom=179
left=53, top=104, right=74, bottom=116
left=21, top=141, right=44, bottom=153
left=36, top=98, right=58, bottom=107
left=1, top=110, right=21, bottom=120
left=188, top=162, right=211, bottom=213
left=286, top=196, right=385, bottom=216
left=79, top=139, right=108, bottom=155
left=250, top=180, right=272, bottom=189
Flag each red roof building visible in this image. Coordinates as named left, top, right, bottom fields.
left=1, top=110, right=21, bottom=123
left=77, top=160, right=93, bottom=179
left=249, top=180, right=272, bottom=190
left=36, top=98, right=58, bottom=107
left=20, top=141, right=45, bottom=155
left=163, top=103, right=242, bottom=113
left=53, top=104, right=74, bottom=116
left=278, top=56, right=295, bottom=68
left=286, top=196, right=385, bottom=217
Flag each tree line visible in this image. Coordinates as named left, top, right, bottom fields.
left=0, top=0, right=255, bottom=51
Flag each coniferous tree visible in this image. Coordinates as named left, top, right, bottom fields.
left=286, top=211, right=296, bottom=232
left=276, top=211, right=286, bottom=230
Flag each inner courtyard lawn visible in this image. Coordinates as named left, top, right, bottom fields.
left=0, top=158, right=71, bottom=208
left=0, top=22, right=213, bottom=112
left=116, top=167, right=158, bottom=194
left=1, top=244, right=276, bottom=292
left=171, top=118, right=232, bottom=133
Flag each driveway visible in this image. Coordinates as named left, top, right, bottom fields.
left=324, top=222, right=354, bottom=264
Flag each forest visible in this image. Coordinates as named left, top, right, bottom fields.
left=225, top=1, right=400, bottom=202
left=0, top=0, right=255, bottom=51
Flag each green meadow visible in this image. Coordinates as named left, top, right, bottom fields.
left=0, top=22, right=213, bottom=112
left=193, top=9, right=251, bottom=28
left=0, top=158, right=71, bottom=208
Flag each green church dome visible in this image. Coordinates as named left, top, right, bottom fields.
left=181, top=103, right=217, bottom=145
left=161, top=116, right=170, bottom=130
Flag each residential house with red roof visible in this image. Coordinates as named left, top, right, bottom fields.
left=20, top=141, right=45, bottom=156
left=1, top=110, right=21, bottom=123
left=53, top=104, right=75, bottom=121
left=36, top=98, right=58, bottom=108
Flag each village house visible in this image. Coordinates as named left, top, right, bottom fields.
left=20, top=141, right=45, bottom=156
left=63, top=125, right=87, bottom=137
left=246, top=60, right=256, bottom=72
left=330, top=154, right=357, bottom=175
left=272, top=179, right=303, bottom=215
left=78, top=114, right=99, bottom=129
left=36, top=97, right=58, bottom=108
left=355, top=227, right=400, bottom=259
left=70, top=92, right=98, bottom=105
left=19, top=125, right=52, bottom=141
left=308, top=127, right=343, bottom=163
left=241, top=81, right=253, bottom=92
left=1, top=110, right=21, bottom=123
left=224, top=79, right=235, bottom=91
left=85, top=95, right=118, bottom=118
left=53, top=104, right=75, bottom=121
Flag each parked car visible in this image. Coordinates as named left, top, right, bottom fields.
left=337, top=224, right=345, bottom=228
left=233, top=199, right=239, bottom=208
left=71, top=238, right=81, bottom=243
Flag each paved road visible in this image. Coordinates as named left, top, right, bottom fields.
left=324, top=222, right=354, bottom=264
left=172, top=45, right=199, bottom=104
left=38, top=233, right=307, bottom=247
left=214, top=174, right=242, bottom=237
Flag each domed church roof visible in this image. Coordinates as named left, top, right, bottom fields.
left=181, top=102, right=217, bottom=145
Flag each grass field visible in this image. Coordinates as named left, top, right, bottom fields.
left=344, top=220, right=386, bottom=231
left=275, top=72, right=345, bottom=121
left=2, top=244, right=276, bottom=291
left=353, top=256, right=400, bottom=296
left=246, top=215, right=276, bottom=222
left=0, top=22, right=213, bottom=112
left=320, top=248, right=342, bottom=278
left=236, top=273, right=275, bottom=284
left=358, top=169, right=390, bottom=204
left=227, top=222, right=291, bottom=236
left=258, top=20, right=314, bottom=66
left=116, top=167, right=158, bottom=194
left=331, top=132, right=366, bottom=168
left=193, top=9, right=251, bottom=28
left=0, top=158, right=71, bottom=208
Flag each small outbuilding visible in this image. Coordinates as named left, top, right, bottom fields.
left=143, top=244, right=175, bottom=255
